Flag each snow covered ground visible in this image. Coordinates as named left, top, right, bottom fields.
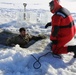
left=0, top=0, right=76, bottom=75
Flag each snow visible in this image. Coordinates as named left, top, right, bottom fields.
left=0, top=0, right=76, bottom=75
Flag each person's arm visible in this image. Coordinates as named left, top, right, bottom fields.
left=30, top=34, right=47, bottom=41
left=52, top=26, right=60, bottom=37
left=6, top=36, right=16, bottom=46
left=45, top=22, right=51, bottom=28
left=50, top=15, right=62, bottom=44
left=51, top=26, right=59, bottom=44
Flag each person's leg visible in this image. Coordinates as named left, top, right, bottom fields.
left=68, top=46, right=76, bottom=58
left=51, top=44, right=68, bottom=54
left=51, top=44, right=76, bottom=58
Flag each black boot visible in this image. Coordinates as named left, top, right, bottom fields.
left=68, top=46, right=76, bottom=58
left=73, top=54, right=76, bottom=58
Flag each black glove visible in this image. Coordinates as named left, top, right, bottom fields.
left=45, top=22, right=51, bottom=28
left=52, top=40, right=58, bottom=44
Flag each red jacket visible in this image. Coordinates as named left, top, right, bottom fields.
left=50, top=6, right=76, bottom=47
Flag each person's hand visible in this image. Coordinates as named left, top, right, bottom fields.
left=45, top=22, right=51, bottom=28
left=38, top=34, right=47, bottom=39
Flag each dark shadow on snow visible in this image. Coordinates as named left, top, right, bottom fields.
left=28, top=42, right=75, bottom=73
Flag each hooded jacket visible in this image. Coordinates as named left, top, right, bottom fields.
left=50, top=0, right=76, bottom=47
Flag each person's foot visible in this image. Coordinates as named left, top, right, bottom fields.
left=73, top=54, right=76, bottom=58
left=67, top=57, right=76, bottom=65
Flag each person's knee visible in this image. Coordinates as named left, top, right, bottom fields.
left=51, top=44, right=57, bottom=54
left=52, top=45, right=68, bottom=54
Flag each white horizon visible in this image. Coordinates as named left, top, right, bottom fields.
left=0, top=0, right=76, bottom=12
